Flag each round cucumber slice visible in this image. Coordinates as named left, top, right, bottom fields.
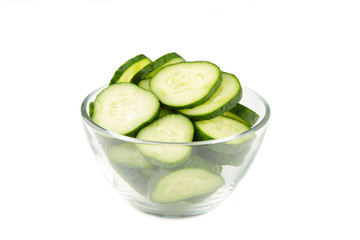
left=150, top=61, right=222, bottom=109
left=136, top=114, right=194, bottom=168
left=92, top=83, right=160, bottom=136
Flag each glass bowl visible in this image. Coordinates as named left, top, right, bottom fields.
left=81, top=85, right=270, bottom=217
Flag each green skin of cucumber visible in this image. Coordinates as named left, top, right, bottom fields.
left=89, top=102, right=94, bottom=119
left=109, top=54, right=151, bottom=86
left=224, top=103, right=260, bottom=127
left=130, top=52, right=185, bottom=85
left=178, top=72, right=242, bottom=121
left=178, top=88, right=242, bottom=121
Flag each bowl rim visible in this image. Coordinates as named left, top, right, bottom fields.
left=81, top=85, right=270, bottom=146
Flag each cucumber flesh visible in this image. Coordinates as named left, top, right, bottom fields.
left=109, top=54, right=151, bottom=85
left=178, top=72, right=242, bottom=120
left=136, top=114, right=194, bottom=168
left=195, top=115, right=254, bottom=154
left=92, top=83, right=160, bottom=136
left=131, top=52, right=185, bottom=84
left=138, top=78, right=151, bottom=90
left=150, top=61, right=222, bottom=109
left=195, top=115, right=250, bottom=141
left=150, top=168, right=224, bottom=203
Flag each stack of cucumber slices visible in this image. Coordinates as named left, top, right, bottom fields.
left=90, top=52, right=260, bottom=203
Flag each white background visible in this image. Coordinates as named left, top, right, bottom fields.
left=1, top=0, right=359, bottom=239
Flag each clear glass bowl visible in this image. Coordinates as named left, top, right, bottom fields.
left=81, top=85, right=270, bottom=217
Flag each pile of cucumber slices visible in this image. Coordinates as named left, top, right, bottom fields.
left=90, top=52, right=260, bottom=203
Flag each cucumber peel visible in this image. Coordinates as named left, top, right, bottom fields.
left=224, top=103, right=260, bottom=127
left=131, top=52, right=185, bottom=85
left=109, top=54, right=151, bottom=85
left=178, top=72, right=242, bottom=120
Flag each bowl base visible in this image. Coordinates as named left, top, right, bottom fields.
left=129, top=202, right=220, bottom=218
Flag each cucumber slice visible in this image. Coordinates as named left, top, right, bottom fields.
left=105, top=143, right=154, bottom=169
left=194, top=115, right=250, bottom=141
left=138, top=78, right=151, bottom=90
left=92, top=83, right=160, bottom=136
left=130, top=52, right=185, bottom=85
left=158, top=108, right=174, bottom=118
left=223, top=103, right=260, bottom=127
left=178, top=72, right=242, bottom=120
left=136, top=114, right=194, bottom=168
left=109, top=54, right=152, bottom=85
left=149, top=168, right=224, bottom=203
left=196, top=144, right=252, bottom=166
left=195, top=115, right=254, bottom=153
left=150, top=61, right=222, bottom=109
left=89, top=101, right=94, bottom=119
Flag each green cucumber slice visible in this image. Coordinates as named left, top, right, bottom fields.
left=149, top=168, right=224, bottom=203
left=195, top=115, right=254, bottom=153
left=224, top=103, right=260, bottom=127
left=178, top=72, right=242, bottom=120
left=89, top=101, right=94, bottom=119
left=138, top=78, right=151, bottom=90
left=109, top=54, right=151, bottom=85
left=196, top=144, right=252, bottom=166
left=130, top=52, right=185, bottom=85
left=136, top=114, right=194, bottom=168
left=150, top=61, right=222, bottom=109
left=194, top=116, right=250, bottom=141
left=105, top=143, right=154, bottom=169
left=158, top=108, right=174, bottom=118
left=92, top=83, right=160, bottom=136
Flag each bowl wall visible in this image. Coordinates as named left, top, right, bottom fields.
left=81, top=86, right=270, bottom=217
